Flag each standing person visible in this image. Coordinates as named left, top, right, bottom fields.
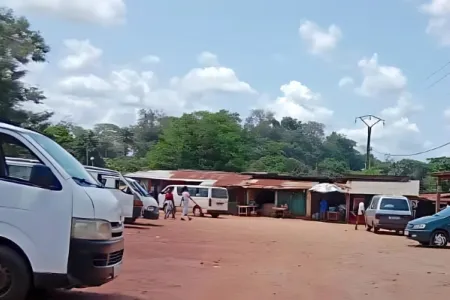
left=319, top=198, right=328, bottom=221
left=355, top=200, right=365, bottom=230
left=180, top=186, right=192, bottom=221
left=164, top=187, right=176, bottom=219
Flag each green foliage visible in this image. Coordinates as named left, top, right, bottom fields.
left=0, top=8, right=52, bottom=128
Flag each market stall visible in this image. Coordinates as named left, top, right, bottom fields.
left=309, top=183, right=347, bottom=222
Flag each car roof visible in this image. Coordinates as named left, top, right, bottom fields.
left=374, top=195, right=408, bottom=200
left=0, top=122, right=35, bottom=134
left=168, top=184, right=225, bottom=189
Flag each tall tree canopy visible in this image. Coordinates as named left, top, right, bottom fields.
left=0, top=8, right=52, bottom=129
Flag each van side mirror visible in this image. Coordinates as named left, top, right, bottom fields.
left=29, top=164, right=62, bottom=190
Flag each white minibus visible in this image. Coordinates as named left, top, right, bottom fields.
left=0, top=122, right=124, bottom=300
left=158, top=185, right=229, bottom=218
left=84, top=166, right=159, bottom=222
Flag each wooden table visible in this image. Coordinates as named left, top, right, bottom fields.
left=272, top=207, right=289, bottom=218
left=238, top=205, right=257, bottom=216
left=327, top=211, right=340, bottom=222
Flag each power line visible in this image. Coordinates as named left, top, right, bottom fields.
left=425, top=60, right=450, bottom=81
left=426, top=71, right=450, bottom=90
left=373, top=140, right=450, bottom=157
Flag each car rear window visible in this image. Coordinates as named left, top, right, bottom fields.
left=379, top=198, right=409, bottom=211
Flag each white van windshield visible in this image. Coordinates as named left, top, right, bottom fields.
left=24, top=132, right=99, bottom=186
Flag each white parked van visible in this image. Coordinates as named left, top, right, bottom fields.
left=0, top=122, right=124, bottom=300
left=158, top=185, right=229, bottom=218
left=85, top=166, right=159, bottom=222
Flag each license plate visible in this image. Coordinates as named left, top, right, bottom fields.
left=113, top=263, right=122, bottom=277
left=389, top=216, right=400, bottom=220
left=404, top=230, right=409, bottom=236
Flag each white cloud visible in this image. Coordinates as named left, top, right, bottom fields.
left=298, top=20, right=342, bottom=55
left=339, top=117, right=426, bottom=156
left=0, top=0, right=126, bottom=26
left=444, top=107, right=450, bottom=119
left=141, top=55, right=161, bottom=64
left=380, top=93, right=423, bottom=119
left=339, top=92, right=425, bottom=157
left=355, top=53, right=407, bottom=97
left=59, top=39, right=102, bottom=71
left=172, top=66, right=256, bottom=94
left=338, top=76, right=354, bottom=87
left=197, top=51, right=220, bottom=66
left=26, top=53, right=257, bottom=127
left=58, top=75, right=112, bottom=97
left=420, top=0, right=450, bottom=45
left=267, top=81, right=333, bottom=123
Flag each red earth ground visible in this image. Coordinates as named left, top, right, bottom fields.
left=31, top=215, right=450, bottom=300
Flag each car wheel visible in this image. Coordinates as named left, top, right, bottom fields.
left=211, top=213, right=219, bottom=218
left=430, top=230, right=448, bottom=248
left=193, top=206, right=203, bottom=217
left=366, top=224, right=372, bottom=232
left=0, top=246, right=31, bottom=300
left=124, top=217, right=137, bottom=224
left=373, top=222, right=380, bottom=234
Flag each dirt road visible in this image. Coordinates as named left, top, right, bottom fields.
left=35, top=216, right=450, bottom=300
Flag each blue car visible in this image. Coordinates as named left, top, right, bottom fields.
left=405, top=206, right=450, bottom=247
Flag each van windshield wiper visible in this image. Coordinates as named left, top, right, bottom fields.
left=72, top=176, right=103, bottom=188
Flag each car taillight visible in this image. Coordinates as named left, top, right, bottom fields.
left=133, top=195, right=143, bottom=207
left=375, top=214, right=381, bottom=220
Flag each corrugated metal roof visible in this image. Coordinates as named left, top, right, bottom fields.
left=125, top=170, right=251, bottom=186
left=419, top=193, right=450, bottom=201
left=229, top=178, right=317, bottom=190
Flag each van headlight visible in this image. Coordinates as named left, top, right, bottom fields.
left=412, top=224, right=426, bottom=229
left=71, top=218, right=112, bottom=240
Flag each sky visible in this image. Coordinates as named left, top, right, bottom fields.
left=1, top=0, right=450, bottom=161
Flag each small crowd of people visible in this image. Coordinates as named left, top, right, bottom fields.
left=162, top=185, right=197, bottom=221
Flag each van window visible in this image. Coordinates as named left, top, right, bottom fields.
left=191, top=187, right=208, bottom=197
left=8, top=165, right=32, bottom=180
left=23, top=131, right=98, bottom=186
left=176, top=186, right=208, bottom=197
left=370, top=198, right=379, bottom=209
left=212, top=188, right=228, bottom=199
left=0, top=133, right=60, bottom=189
left=379, top=198, right=409, bottom=211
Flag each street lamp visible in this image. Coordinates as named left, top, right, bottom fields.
left=90, top=157, right=94, bottom=166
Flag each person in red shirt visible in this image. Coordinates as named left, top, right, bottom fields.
left=164, top=187, right=176, bottom=219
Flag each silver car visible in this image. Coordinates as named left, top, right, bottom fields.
left=365, top=195, right=413, bottom=235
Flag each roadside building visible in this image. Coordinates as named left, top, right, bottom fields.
left=126, top=170, right=420, bottom=222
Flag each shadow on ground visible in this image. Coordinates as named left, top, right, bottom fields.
left=28, top=290, right=142, bottom=300
left=132, top=222, right=164, bottom=227
left=124, top=225, right=151, bottom=230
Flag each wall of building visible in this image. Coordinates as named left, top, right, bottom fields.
left=347, top=180, right=420, bottom=196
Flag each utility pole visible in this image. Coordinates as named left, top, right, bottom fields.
left=355, top=115, right=385, bottom=170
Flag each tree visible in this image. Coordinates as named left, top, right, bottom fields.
left=317, top=158, right=350, bottom=176
left=148, top=110, right=248, bottom=171
left=43, top=124, right=74, bottom=150
left=131, top=109, right=165, bottom=157
left=0, top=8, right=52, bottom=129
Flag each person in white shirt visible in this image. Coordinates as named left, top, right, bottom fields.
left=180, top=186, right=192, bottom=221
left=355, top=200, right=365, bottom=230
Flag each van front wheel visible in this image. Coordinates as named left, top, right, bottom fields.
left=0, top=246, right=30, bottom=300
left=210, top=213, right=219, bottom=218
